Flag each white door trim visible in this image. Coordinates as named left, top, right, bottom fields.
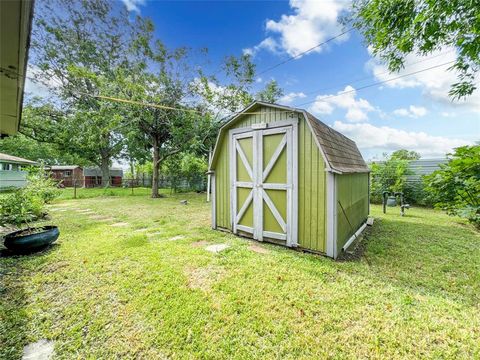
left=229, top=123, right=298, bottom=246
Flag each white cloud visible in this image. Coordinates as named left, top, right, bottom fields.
left=24, top=65, right=58, bottom=98
left=309, top=85, right=374, bottom=122
left=440, top=111, right=454, bottom=117
left=279, top=92, right=306, bottom=104
left=393, top=105, right=428, bottom=118
left=367, top=47, right=480, bottom=112
left=247, top=0, right=349, bottom=57
left=121, top=0, right=145, bottom=13
left=332, top=121, right=471, bottom=158
left=243, top=38, right=280, bottom=57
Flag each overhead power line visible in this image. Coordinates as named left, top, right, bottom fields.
left=299, top=49, right=456, bottom=97
left=294, top=60, right=456, bottom=107
left=2, top=59, right=456, bottom=117
left=256, top=28, right=353, bottom=76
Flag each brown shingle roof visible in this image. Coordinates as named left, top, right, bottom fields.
left=304, top=112, right=369, bottom=173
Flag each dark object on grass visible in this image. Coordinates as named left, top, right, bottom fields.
left=382, top=191, right=410, bottom=216
left=180, top=200, right=188, bottom=205
left=4, top=226, right=60, bottom=254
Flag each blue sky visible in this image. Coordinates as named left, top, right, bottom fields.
left=29, top=0, right=480, bottom=160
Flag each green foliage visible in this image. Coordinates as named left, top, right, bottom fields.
left=391, top=149, right=421, bottom=161
left=0, top=132, right=88, bottom=166
left=424, top=145, right=480, bottom=228
left=351, top=0, right=479, bottom=99
left=162, top=153, right=207, bottom=192
left=370, top=154, right=412, bottom=203
left=256, top=80, right=284, bottom=103
left=25, top=0, right=152, bottom=183
left=0, top=167, right=60, bottom=226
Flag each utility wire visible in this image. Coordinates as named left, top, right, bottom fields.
left=299, top=49, right=456, bottom=97
left=256, top=28, right=353, bottom=76
left=294, top=60, right=456, bottom=107
left=1, top=59, right=456, bottom=115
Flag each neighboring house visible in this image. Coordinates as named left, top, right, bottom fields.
left=83, top=167, right=123, bottom=188
left=49, top=165, right=84, bottom=187
left=406, top=158, right=448, bottom=183
left=0, top=0, right=34, bottom=137
left=48, top=166, right=123, bottom=187
left=209, top=101, right=370, bottom=259
left=0, top=152, right=38, bottom=189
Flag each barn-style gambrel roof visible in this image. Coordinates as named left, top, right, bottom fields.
left=304, top=112, right=369, bottom=173
left=210, top=101, right=369, bottom=174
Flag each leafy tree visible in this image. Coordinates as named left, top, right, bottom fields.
left=370, top=157, right=411, bottom=203
left=119, top=36, right=207, bottom=198
left=256, top=80, right=284, bottom=103
left=193, top=54, right=256, bottom=119
left=351, top=0, right=479, bottom=98
left=391, top=149, right=421, bottom=161
left=0, top=132, right=88, bottom=166
left=26, top=0, right=149, bottom=186
left=424, top=145, right=480, bottom=228
left=370, top=149, right=420, bottom=203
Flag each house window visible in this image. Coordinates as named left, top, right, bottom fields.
left=64, top=170, right=72, bottom=177
left=1, top=163, right=13, bottom=171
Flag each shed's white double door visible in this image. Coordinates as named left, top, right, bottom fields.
left=230, top=124, right=298, bottom=246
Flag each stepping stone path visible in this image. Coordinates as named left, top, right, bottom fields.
left=191, top=240, right=209, bottom=248
left=77, top=209, right=93, bottom=213
left=22, top=339, right=54, bottom=360
left=110, top=222, right=129, bottom=227
left=88, top=215, right=112, bottom=221
left=147, top=232, right=162, bottom=238
left=205, top=244, right=230, bottom=253
left=248, top=244, right=270, bottom=254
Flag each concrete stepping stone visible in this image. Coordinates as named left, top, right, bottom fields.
left=147, top=231, right=162, bottom=238
left=77, top=209, right=93, bottom=213
left=110, top=222, right=129, bottom=227
left=169, top=235, right=186, bottom=241
left=22, top=339, right=54, bottom=360
left=191, top=240, right=209, bottom=248
left=88, top=215, right=112, bottom=221
left=205, top=244, right=229, bottom=253
left=248, top=244, right=270, bottom=254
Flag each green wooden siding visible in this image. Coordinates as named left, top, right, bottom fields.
left=213, top=106, right=327, bottom=253
left=336, top=173, right=369, bottom=250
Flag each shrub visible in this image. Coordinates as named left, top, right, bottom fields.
left=370, top=157, right=412, bottom=204
left=0, top=166, right=60, bottom=226
left=424, top=145, right=480, bottom=228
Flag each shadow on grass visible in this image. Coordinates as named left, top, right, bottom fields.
left=0, top=243, right=61, bottom=358
left=351, top=215, right=480, bottom=305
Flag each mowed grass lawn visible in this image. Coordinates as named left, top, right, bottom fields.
left=1, top=190, right=479, bottom=359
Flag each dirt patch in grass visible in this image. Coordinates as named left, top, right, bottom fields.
left=184, top=265, right=225, bottom=292
left=191, top=240, right=209, bottom=248
left=336, top=226, right=373, bottom=262
left=248, top=244, right=270, bottom=254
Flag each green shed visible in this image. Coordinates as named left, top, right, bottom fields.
left=209, top=101, right=370, bottom=259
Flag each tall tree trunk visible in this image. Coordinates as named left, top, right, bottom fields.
left=100, top=156, right=110, bottom=188
left=151, top=137, right=160, bottom=198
